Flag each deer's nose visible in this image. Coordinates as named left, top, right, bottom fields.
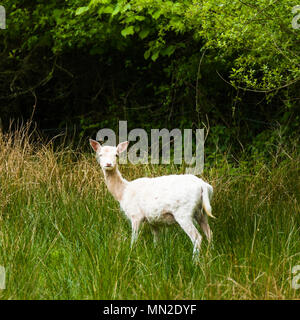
left=106, top=163, right=112, bottom=167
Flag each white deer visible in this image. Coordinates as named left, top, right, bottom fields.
left=90, top=139, right=214, bottom=259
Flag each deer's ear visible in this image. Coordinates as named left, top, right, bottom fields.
left=89, top=139, right=101, bottom=152
left=116, top=141, right=129, bottom=154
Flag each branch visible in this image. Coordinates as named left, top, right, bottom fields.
left=195, top=48, right=207, bottom=112
left=216, top=70, right=300, bottom=93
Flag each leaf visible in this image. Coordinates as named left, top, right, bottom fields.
left=153, top=10, right=162, bottom=20
left=112, top=4, right=120, bottom=16
left=102, top=6, right=114, bottom=14
left=124, top=16, right=136, bottom=23
left=53, top=9, right=63, bottom=24
left=139, top=29, right=150, bottom=40
left=53, top=9, right=63, bottom=19
left=134, top=15, right=145, bottom=21
left=161, top=45, right=176, bottom=57
left=75, top=6, right=89, bottom=16
left=151, top=50, right=160, bottom=61
left=144, top=49, right=151, bottom=60
left=123, top=3, right=131, bottom=12
left=121, top=26, right=135, bottom=37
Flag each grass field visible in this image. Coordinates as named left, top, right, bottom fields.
left=0, top=126, right=299, bottom=299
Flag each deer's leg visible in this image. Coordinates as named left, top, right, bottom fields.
left=130, top=217, right=143, bottom=248
left=195, top=211, right=212, bottom=243
left=150, top=225, right=160, bottom=245
left=175, top=217, right=202, bottom=260
left=200, top=214, right=212, bottom=243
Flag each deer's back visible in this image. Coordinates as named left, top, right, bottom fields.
left=120, top=174, right=207, bottom=224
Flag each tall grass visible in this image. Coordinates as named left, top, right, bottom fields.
left=0, top=124, right=299, bottom=299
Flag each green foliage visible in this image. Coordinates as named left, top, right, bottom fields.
left=84, top=0, right=300, bottom=91
left=3, top=0, right=299, bottom=89
left=0, top=0, right=299, bottom=147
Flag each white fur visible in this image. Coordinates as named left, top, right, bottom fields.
left=90, top=139, right=214, bottom=259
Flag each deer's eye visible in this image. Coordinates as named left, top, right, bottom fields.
left=116, top=153, right=119, bottom=157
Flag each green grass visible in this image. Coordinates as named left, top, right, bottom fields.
left=0, top=127, right=299, bottom=299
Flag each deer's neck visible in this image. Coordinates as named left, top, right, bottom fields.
left=103, top=167, right=127, bottom=202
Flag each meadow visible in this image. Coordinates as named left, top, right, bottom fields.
left=0, top=125, right=299, bottom=300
